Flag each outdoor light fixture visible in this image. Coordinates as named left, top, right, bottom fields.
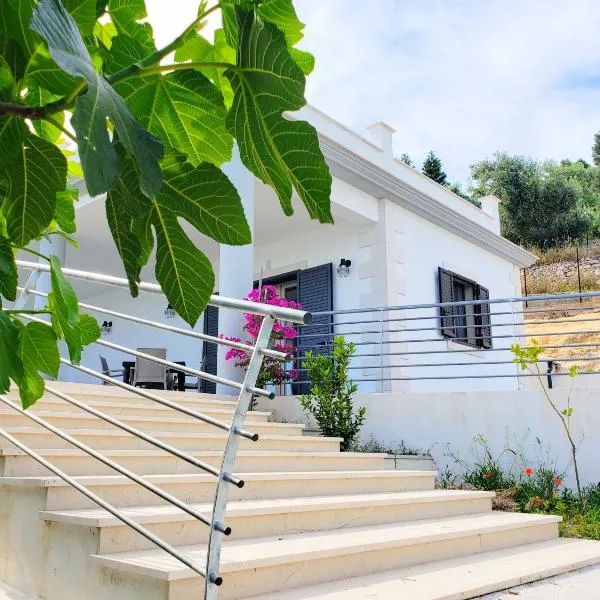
left=164, top=304, right=176, bottom=319
left=337, top=258, right=352, bottom=278
left=101, top=321, right=112, bottom=335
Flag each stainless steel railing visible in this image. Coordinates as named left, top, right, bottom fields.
left=292, top=290, right=600, bottom=391
left=4, top=260, right=311, bottom=598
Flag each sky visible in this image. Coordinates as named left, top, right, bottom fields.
left=146, top=0, right=600, bottom=186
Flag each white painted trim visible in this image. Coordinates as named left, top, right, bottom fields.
left=319, top=135, right=537, bottom=268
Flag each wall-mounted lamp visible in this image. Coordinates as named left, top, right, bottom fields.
left=101, top=320, right=112, bottom=335
left=336, top=258, right=352, bottom=278
left=164, top=304, right=176, bottom=319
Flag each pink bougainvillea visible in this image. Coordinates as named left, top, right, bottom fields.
left=221, top=286, right=300, bottom=388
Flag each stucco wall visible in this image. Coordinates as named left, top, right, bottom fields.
left=256, top=387, right=600, bottom=488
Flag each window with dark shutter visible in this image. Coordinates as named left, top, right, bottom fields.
left=438, top=268, right=492, bottom=349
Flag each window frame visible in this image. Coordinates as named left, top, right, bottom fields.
left=438, top=267, right=492, bottom=349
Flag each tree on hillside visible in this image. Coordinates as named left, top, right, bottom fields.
left=549, top=159, right=600, bottom=235
left=470, top=153, right=589, bottom=249
left=448, top=181, right=480, bottom=207
left=422, top=151, right=447, bottom=185
left=593, top=132, right=600, bottom=166
left=400, top=153, right=414, bottom=167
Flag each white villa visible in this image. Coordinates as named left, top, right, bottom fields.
left=41, top=104, right=536, bottom=394
left=8, top=106, right=600, bottom=600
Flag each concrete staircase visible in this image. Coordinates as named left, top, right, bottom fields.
left=1, top=383, right=600, bottom=600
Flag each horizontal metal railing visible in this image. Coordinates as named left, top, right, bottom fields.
left=4, top=260, right=311, bottom=599
left=287, top=290, right=600, bottom=390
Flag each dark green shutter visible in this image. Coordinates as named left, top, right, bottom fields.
left=476, top=285, right=492, bottom=348
left=438, top=267, right=456, bottom=338
left=296, top=263, right=333, bottom=394
left=201, top=304, right=219, bottom=393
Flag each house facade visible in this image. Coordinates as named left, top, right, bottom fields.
left=36, top=105, right=536, bottom=394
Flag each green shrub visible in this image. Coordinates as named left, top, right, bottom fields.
left=299, top=336, right=366, bottom=451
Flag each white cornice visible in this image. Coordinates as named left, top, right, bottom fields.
left=319, top=135, right=537, bottom=268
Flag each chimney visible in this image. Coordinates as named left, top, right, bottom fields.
left=367, top=121, right=395, bottom=157
left=479, top=195, right=502, bottom=235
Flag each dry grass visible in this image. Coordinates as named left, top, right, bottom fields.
left=527, top=244, right=600, bottom=266
left=525, top=305, right=600, bottom=372
left=524, top=272, right=599, bottom=295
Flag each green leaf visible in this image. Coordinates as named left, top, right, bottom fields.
left=225, top=8, right=332, bottom=223
left=49, top=255, right=82, bottom=364
left=152, top=204, right=214, bottom=326
left=256, top=0, right=305, bottom=46
left=24, top=45, right=78, bottom=95
left=289, top=48, right=314, bottom=75
left=31, top=0, right=163, bottom=199
left=0, top=311, right=23, bottom=393
left=562, top=407, right=574, bottom=418
left=80, top=313, right=101, bottom=345
left=3, top=133, right=67, bottom=245
left=108, top=0, right=155, bottom=52
left=175, top=29, right=236, bottom=107
left=24, top=83, right=65, bottom=142
left=63, top=0, right=97, bottom=35
left=0, top=233, right=17, bottom=301
left=104, top=33, right=146, bottom=73
left=54, top=185, right=78, bottom=234
left=1, top=0, right=38, bottom=57
left=94, top=21, right=117, bottom=49
left=223, top=0, right=314, bottom=74
left=106, top=168, right=144, bottom=296
left=0, top=56, right=13, bottom=91
left=116, top=69, right=233, bottom=166
left=106, top=151, right=243, bottom=319
left=0, top=57, right=25, bottom=171
left=159, top=152, right=250, bottom=244
left=18, top=371, right=44, bottom=409
left=19, top=321, right=60, bottom=379
left=0, top=117, right=25, bottom=171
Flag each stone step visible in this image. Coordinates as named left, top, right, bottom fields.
left=19, top=398, right=272, bottom=421
left=0, top=448, right=387, bottom=477
left=0, top=410, right=303, bottom=436
left=251, top=538, right=600, bottom=600
left=0, top=428, right=340, bottom=452
left=91, top=512, right=561, bottom=600
left=4, top=384, right=241, bottom=409
left=0, top=470, right=435, bottom=510
left=41, top=490, right=492, bottom=553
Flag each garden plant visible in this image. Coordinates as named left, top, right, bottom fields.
left=512, top=340, right=583, bottom=506
left=222, top=285, right=300, bottom=407
left=299, top=336, right=366, bottom=451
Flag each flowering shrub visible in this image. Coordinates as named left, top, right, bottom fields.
left=221, top=286, right=300, bottom=389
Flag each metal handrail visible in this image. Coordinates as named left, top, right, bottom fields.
left=16, top=260, right=311, bottom=324
left=11, top=261, right=310, bottom=597
left=20, top=287, right=288, bottom=361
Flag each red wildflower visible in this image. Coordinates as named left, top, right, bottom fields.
left=555, top=477, right=563, bottom=487
left=524, top=467, right=534, bottom=476
left=483, top=471, right=493, bottom=479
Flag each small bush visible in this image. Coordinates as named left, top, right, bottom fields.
left=299, top=336, right=366, bottom=451
left=350, top=436, right=431, bottom=456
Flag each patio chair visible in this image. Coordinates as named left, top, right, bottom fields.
left=99, top=356, right=124, bottom=385
left=133, top=348, right=168, bottom=390
left=184, top=357, right=207, bottom=392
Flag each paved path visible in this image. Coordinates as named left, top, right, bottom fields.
left=478, top=564, right=600, bottom=599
